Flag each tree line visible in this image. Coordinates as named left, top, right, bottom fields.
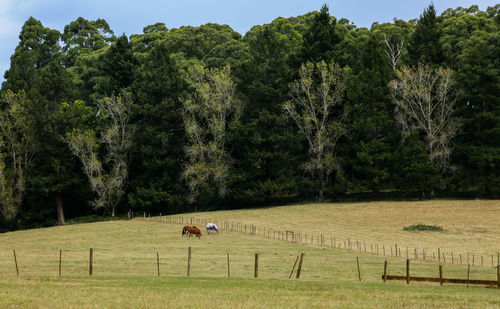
left=0, top=4, right=498, bottom=230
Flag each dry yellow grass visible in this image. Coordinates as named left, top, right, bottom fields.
left=169, top=200, right=500, bottom=257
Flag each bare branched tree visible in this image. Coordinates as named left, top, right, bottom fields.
left=384, top=34, right=405, bottom=72
left=390, top=64, right=459, bottom=172
left=66, top=93, right=133, bottom=216
left=182, top=64, right=241, bottom=204
left=283, top=61, right=345, bottom=201
left=0, top=91, right=35, bottom=220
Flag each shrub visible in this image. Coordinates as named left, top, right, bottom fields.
left=69, top=215, right=122, bottom=224
left=403, top=223, right=444, bottom=232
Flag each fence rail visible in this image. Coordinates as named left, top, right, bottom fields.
left=383, top=275, right=499, bottom=286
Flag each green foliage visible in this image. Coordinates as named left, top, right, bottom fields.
left=0, top=91, right=35, bottom=220
left=128, top=42, right=186, bottom=213
left=2, top=17, right=60, bottom=93
left=62, top=17, right=115, bottom=67
left=182, top=65, right=241, bottom=204
left=393, top=134, right=441, bottom=198
left=342, top=31, right=394, bottom=194
left=283, top=61, right=346, bottom=200
left=68, top=214, right=122, bottom=224
left=1, top=4, right=499, bottom=227
left=403, top=223, right=444, bottom=232
left=301, top=4, right=342, bottom=64
left=406, top=4, right=444, bottom=66
left=66, top=93, right=134, bottom=217
left=96, top=34, right=138, bottom=96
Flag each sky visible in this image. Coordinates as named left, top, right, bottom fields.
left=0, top=0, right=497, bottom=83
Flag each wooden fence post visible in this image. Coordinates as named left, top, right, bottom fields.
left=497, top=265, right=500, bottom=289
left=289, top=256, right=299, bottom=279
left=356, top=257, right=361, bottom=282
left=296, top=253, right=305, bottom=279
left=254, top=253, right=259, bottom=278
left=13, top=250, right=19, bottom=276
left=59, top=250, right=62, bottom=276
left=227, top=253, right=230, bottom=278
left=467, top=264, right=470, bottom=288
left=406, top=259, right=410, bottom=284
left=89, top=248, right=93, bottom=276
left=157, top=252, right=160, bottom=277
left=187, top=247, right=192, bottom=277
left=383, top=260, right=388, bottom=283
left=439, top=265, right=443, bottom=286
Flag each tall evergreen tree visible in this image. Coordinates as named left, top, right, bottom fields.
left=2, top=18, right=91, bottom=226
left=2, top=17, right=60, bottom=93
left=62, top=17, right=115, bottom=67
left=231, top=19, right=310, bottom=206
left=342, top=31, right=395, bottom=194
left=301, top=4, right=342, bottom=64
left=96, top=34, right=138, bottom=96
left=128, top=42, right=187, bottom=214
left=406, top=4, right=444, bottom=66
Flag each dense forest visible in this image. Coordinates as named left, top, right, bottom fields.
left=0, top=4, right=498, bottom=231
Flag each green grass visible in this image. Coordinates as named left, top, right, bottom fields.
left=1, top=275, right=500, bottom=308
left=0, top=200, right=499, bottom=308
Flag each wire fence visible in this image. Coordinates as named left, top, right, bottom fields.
left=139, top=212, right=500, bottom=269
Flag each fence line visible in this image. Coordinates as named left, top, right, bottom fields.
left=2, top=247, right=308, bottom=281
left=138, top=213, right=500, bottom=269
left=382, top=259, right=500, bottom=287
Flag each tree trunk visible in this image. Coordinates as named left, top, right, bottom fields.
left=56, top=192, right=65, bottom=225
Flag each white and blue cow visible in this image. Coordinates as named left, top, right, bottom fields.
left=206, top=223, right=219, bottom=235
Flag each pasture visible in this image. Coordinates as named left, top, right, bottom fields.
left=0, top=200, right=499, bottom=308
left=171, top=199, right=500, bottom=257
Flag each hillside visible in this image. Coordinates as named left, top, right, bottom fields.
left=167, top=200, right=500, bottom=257
left=1, top=200, right=500, bottom=307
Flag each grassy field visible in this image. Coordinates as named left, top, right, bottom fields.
left=169, top=200, right=500, bottom=257
left=0, top=200, right=499, bottom=308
